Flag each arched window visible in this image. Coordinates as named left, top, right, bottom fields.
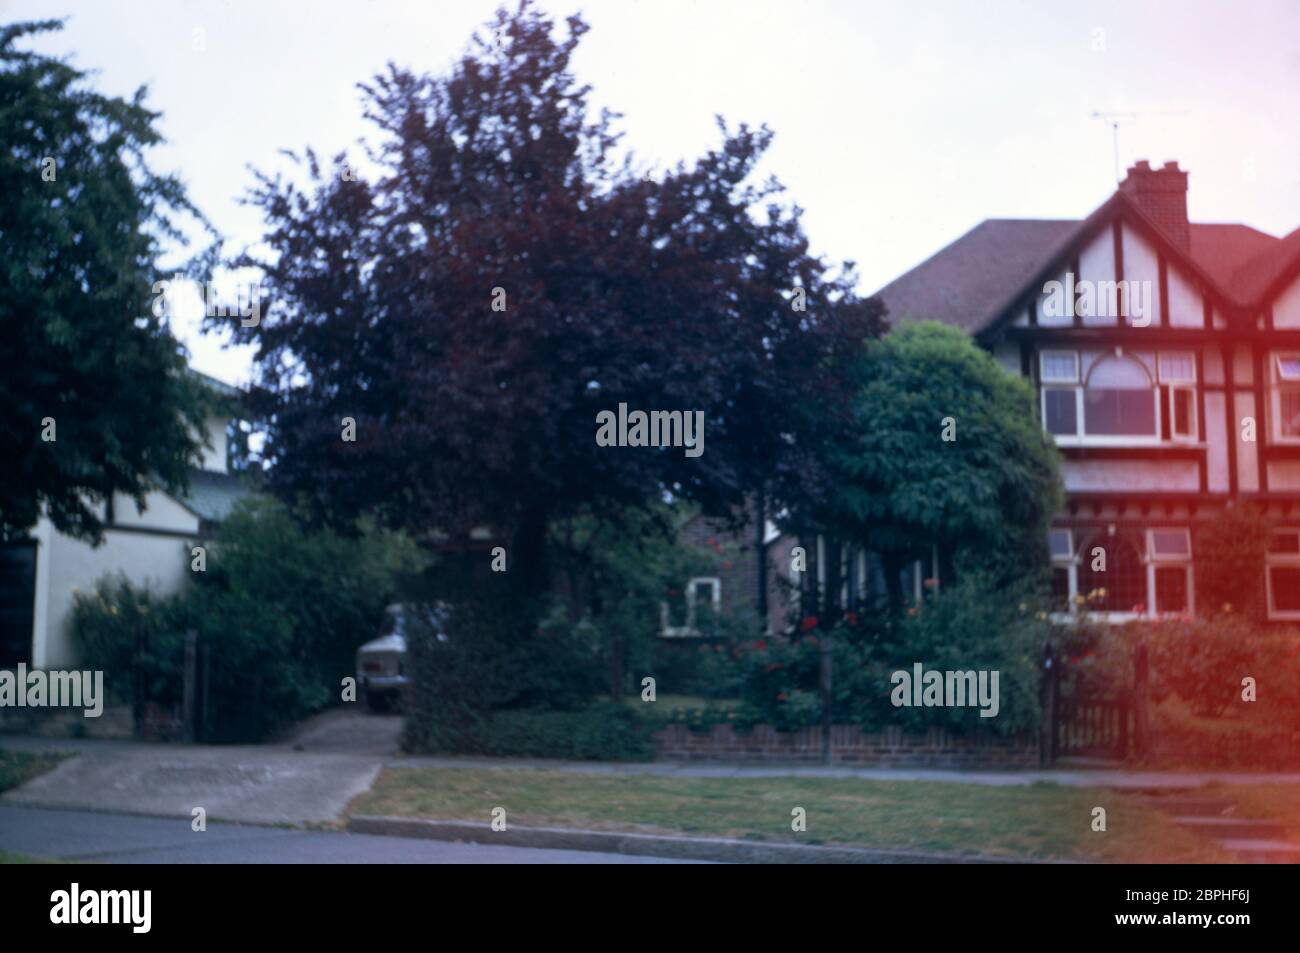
left=1078, top=532, right=1147, bottom=614
left=1083, top=355, right=1157, bottom=437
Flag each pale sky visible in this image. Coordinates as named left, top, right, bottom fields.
left=7, top=0, right=1300, bottom=386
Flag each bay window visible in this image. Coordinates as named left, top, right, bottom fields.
left=1040, top=349, right=1198, bottom=444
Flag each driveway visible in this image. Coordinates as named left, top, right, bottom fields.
left=1, top=709, right=403, bottom=825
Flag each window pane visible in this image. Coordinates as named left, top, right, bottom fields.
left=1048, top=529, right=1072, bottom=559
left=1041, top=352, right=1077, bottom=382
left=1271, top=566, right=1300, bottom=613
left=1159, top=352, right=1195, bottom=383
left=1269, top=532, right=1300, bottom=555
left=1155, top=566, right=1188, bottom=614
left=1151, top=529, right=1190, bottom=557
left=1051, top=566, right=1070, bottom=611
left=1044, top=389, right=1077, bottom=435
left=1078, top=537, right=1147, bottom=613
left=1084, top=389, right=1156, bottom=436
left=1172, top=388, right=1195, bottom=437
left=1280, top=390, right=1300, bottom=437
left=1277, top=356, right=1300, bottom=381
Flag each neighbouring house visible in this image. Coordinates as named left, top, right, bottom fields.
left=0, top=371, right=253, bottom=670
left=875, top=159, right=1300, bottom=622
left=660, top=509, right=791, bottom=636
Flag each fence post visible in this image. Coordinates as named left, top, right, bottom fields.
left=181, top=630, right=198, bottom=744
left=132, top=627, right=146, bottom=738
left=819, top=632, right=833, bottom=765
left=1133, top=640, right=1151, bottom=758
left=1039, top=641, right=1057, bottom=767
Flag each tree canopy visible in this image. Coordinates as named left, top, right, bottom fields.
left=231, top=2, right=884, bottom=590
left=0, top=19, right=213, bottom=543
left=820, top=321, right=1062, bottom=606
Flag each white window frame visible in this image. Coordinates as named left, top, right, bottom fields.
left=1270, top=352, right=1300, bottom=444
left=687, top=576, right=721, bottom=615
left=1148, top=528, right=1193, bottom=617
left=1159, top=352, right=1198, bottom=443
left=1266, top=529, right=1300, bottom=620
left=1042, top=350, right=1164, bottom=447
left=1048, top=529, right=1077, bottom=621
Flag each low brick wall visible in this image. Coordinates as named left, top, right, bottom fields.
left=653, top=724, right=1039, bottom=768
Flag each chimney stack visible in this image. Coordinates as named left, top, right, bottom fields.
left=1119, top=160, right=1189, bottom=251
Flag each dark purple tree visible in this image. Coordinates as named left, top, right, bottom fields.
left=231, top=2, right=885, bottom=595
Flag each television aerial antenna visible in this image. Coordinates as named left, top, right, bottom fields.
left=1090, top=110, right=1190, bottom=183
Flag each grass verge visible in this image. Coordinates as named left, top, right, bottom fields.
left=0, top=749, right=68, bottom=793
left=351, top=767, right=1226, bottom=862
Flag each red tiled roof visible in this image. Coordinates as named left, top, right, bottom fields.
left=876, top=202, right=1297, bottom=333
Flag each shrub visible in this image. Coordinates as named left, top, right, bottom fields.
left=732, top=575, right=1050, bottom=736
left=482, top=703, right=654, bottom=761
left=71, top=578, right=187, bottom=708
left=73, top=497, right=423, bottom=741
left=1137, top=615, right=1300, bottom=721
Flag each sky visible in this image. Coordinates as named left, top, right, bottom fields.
left=7, top=0, right=1300, bottom=387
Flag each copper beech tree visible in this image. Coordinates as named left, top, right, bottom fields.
left=232, top=3, right=884, bottom=596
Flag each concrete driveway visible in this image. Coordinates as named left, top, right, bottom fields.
left=1, top=709, right=402, bottom=825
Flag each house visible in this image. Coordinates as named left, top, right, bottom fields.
left=660, top=509, right=791, bottom=636
left=0, top=371, right=252, bottom=670
left=877, top=159, right=1300, bottom=621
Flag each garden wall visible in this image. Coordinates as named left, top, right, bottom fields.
left=653, top=723, right=1039, bottom=768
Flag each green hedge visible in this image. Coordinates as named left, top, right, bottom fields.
left=483, top=704, right=654, bottom=760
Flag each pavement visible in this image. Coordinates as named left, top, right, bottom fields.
left=6, top=709, right=1300, bottom=863
left=0, top=805, right=700, bottom=863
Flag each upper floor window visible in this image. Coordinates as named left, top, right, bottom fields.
left=1270, top=353, right=1300, bottom=442
left=1041, top=349, right=1196, bottom=444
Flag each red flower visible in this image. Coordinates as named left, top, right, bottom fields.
left=776, top=692, right=789, bottom=702
left=845, top=611, right=859, bottom=626
left=755, top=639, right=768, bottom=652
left=800, top=615, right=818, bottom=631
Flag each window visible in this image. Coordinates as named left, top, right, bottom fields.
left=1084, top=356, right=1157, bottom=436
left=1039, top=350, right=1204, bottom=445
left=1272, top=353, right=1300, bottom=441
left=1267, top=529, right=1300, bottom=619
left=688, top=577, right=721, bottom=614
left=1149, top=528, right=1192, bottom=615
left=1159, top=352, right=1198, bottom=441
left=1048, top=529, right=1074, bottom=614
left=1078, top=533, right=1147, bottom=614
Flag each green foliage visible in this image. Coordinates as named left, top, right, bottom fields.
left=72, top=497, right=423, bottom=740
left=0, top=19, right=217, bottom=543
left=71, top=577, right=187, bottom=707
left=1137, top=616, right=1300, bottom=720
left=822, top=322, right=1062, bottom=590
left=1192, top=504, right=1272, bottom=623
left=733, top=577, right=1049, bottom=736
left=475, top=704, right=655, bottom=761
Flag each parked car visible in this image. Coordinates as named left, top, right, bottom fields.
left=356, top=603, right=448, bottom=712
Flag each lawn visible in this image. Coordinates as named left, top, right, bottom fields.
left=351, top=767, right=1226, bottom=862
left=0, top=749, right=67, bottom=793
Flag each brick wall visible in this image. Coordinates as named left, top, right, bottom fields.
left=653, top=723, right=1040, bottom=768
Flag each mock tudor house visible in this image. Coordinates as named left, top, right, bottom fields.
left=877, top=160, right=1300, bottom=622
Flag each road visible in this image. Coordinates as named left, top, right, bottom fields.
left=0, top=805, right=703, bottom=863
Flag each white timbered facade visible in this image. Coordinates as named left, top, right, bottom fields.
left=878, top=160, right=1300, bottom=621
